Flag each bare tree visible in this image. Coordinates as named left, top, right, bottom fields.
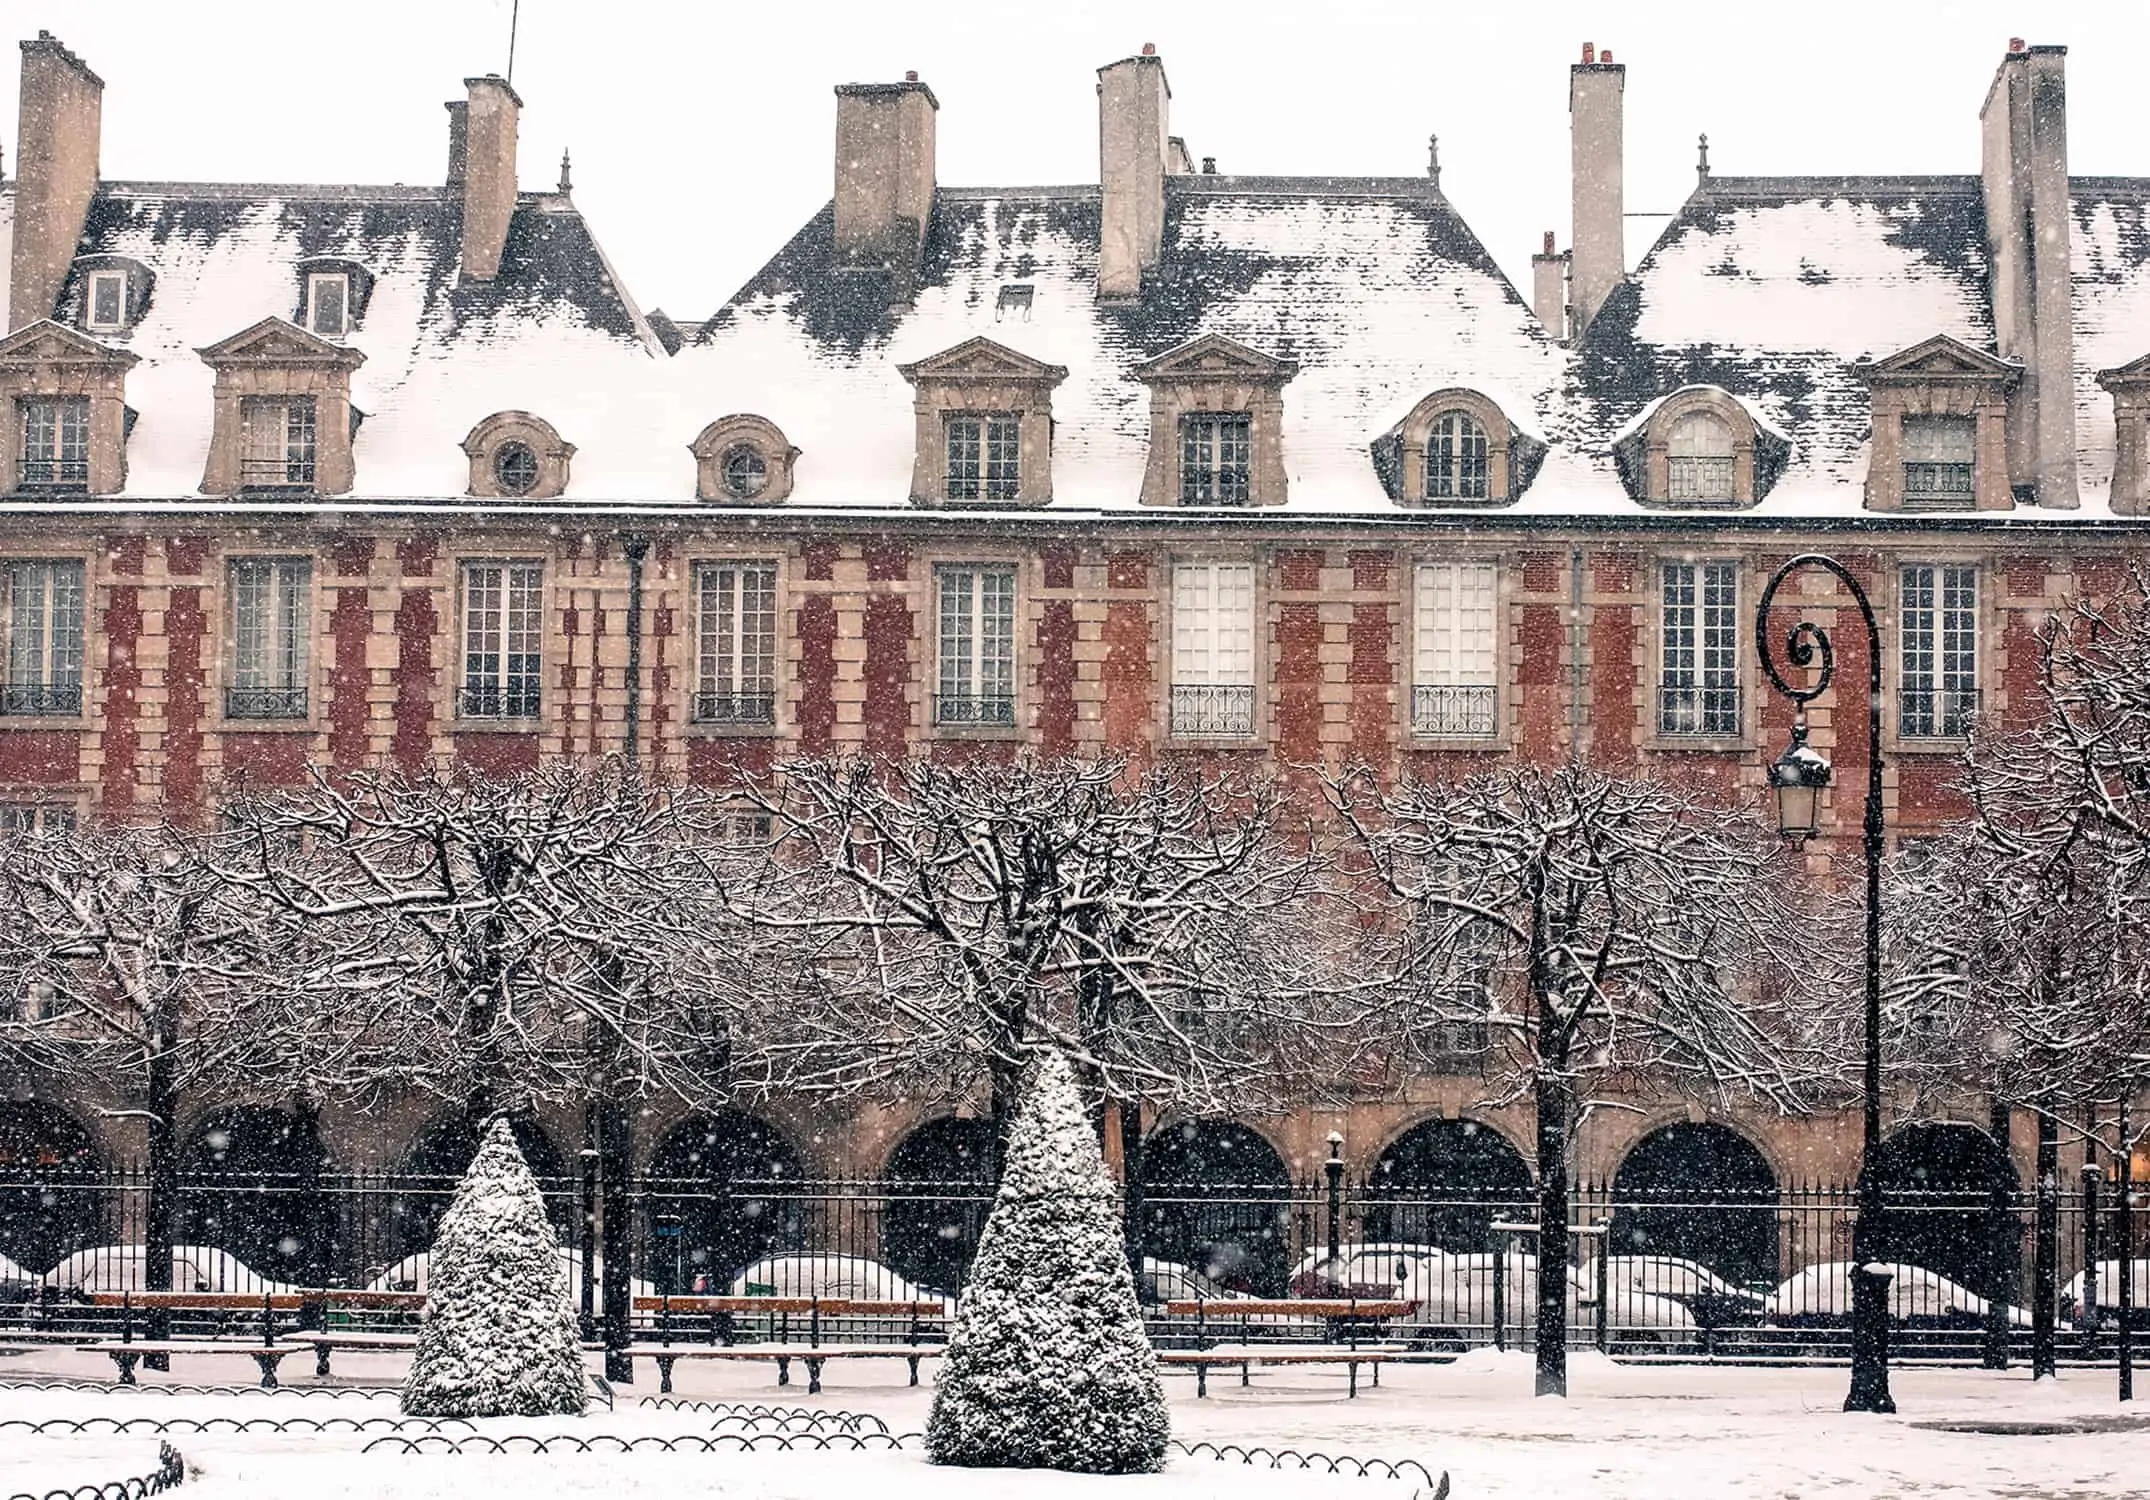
left=1324, top=761, right=1833, bottom=1397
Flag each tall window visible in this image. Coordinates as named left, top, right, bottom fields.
left=936, top=565, right=1017, bottom=725
left=945, top=414, right=1020, bottom=501
left=240, top=397, right=318, bottom=488
left=461, top=562, right=543, bottom=719
left=1412, top=561, right=1498, bottom=738
left=228, top=558, right=310, bottom=719
left=1659, top=560, right=1739, bottom=735
left=1666, top=410, right=1735, bottom=502
left=1170, top=560, right=1256, bottom=737
left=1426, top=411, right=1490, bottom=501
left=306, top=272, right=350, bottom=337
left=1901, top=564, right=1979, bottom=738
left=1180, top=412, right=1252, bottom=505
left=694, top=560, right=777, bottom=725
left=2, top=560, right=85, bottom=716
left=86, top=271, right=127, bottom=332
left=0, top=803, right=75, bottom=840
left=1903, top=416, right=1975, bottom=507
left=19, top=398, right=89, bottom=489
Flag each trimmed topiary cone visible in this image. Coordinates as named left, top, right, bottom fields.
left=927, top=1049, right=1168, bottom=1472
left=401, top=1116, right=586, bottom=1417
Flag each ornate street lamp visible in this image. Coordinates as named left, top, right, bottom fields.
left=1756, top=553, right=1895, bottom=1415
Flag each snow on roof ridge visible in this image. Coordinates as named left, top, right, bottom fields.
left=98, top=180, right=456, bottom=202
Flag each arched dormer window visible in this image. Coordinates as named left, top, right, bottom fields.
left=461, top=411, right=574, bottom=499
left=1371, top=387, right=1547, bottom=506
left=691, top=415, right=799, bottom=504
left=1610, top=386, right=1791, bottom=508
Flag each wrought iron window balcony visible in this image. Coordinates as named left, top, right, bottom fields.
left=935, top=693, right=1016, bottom=727
left=1170, top=683, right=1256, bottom=738
left=1667, top=456, right=1736, bottom=503
left=1411, top=683, right=1498, bottom=738
left=1900, top=687, right=1982, bottom=740
left=2, top=682, right=81, bottom=716
left=459, top=685, right=540, bottom=720
left=18, top=460, right=89, bottom=490
left=238, top=458, right=317, bottom=489
left=1903, top=462, right=1975, bottom=506
left=1657, top=684, right=1742, bottom=737
left=694, top=691, right=776, bottom=726
left=226, top=685, right=309, bottom=720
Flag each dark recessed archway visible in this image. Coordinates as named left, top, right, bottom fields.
left=1609, top=1122, right=1780, bottom=1288
left=880, top=1116, right=996, bottom=1294
left=1871, top=1122, right=2018, bottom=1300
left=0, top=1101, right=102, bottom=1274
left=390, top=1112, right=571, bottom=1264
left=1363, top=1117, right=1532, bottom=1253
left=181, top=1106, right=330, bottom=1286
left=642, top=1109, right=803, bottom=1294
left=1140, top=1121, right=1292, bottom=1295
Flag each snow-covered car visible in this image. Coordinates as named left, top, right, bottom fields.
left=366, top=1247, right=655, bottom=1301
left=1764, top=1262, right=2032, bottom=1331
left=1137, top=1258, right=1250, bottom=1305
left=41, top=1245, right=291, bottom=1296
left=1597, top=1255, right=1769, bottom=1330
left=727, top=1254, right=943, bottom=1304
left=0, top=1249, right=38, bottom=1305
left=2061, top=1259, right=2150, bottom=1331
left=1289, top=1242, right=1452, bottom=1299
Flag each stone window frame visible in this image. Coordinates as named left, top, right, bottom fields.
left=1856, top=334, right=2018, bottom=513
left=1613, top=387, right=1783, bottom=509
left=1403, top=553, right=1509, bottom=747
left=928, top=554, right=1024, bottom=740
left=1375, top=388, right=1547, bottom=507
left=293, top=257, right=375, bottom=339
left=690, top=414, right=799, bottom=505
left=1646, top=554, right=1750, bottom=751
left=0, top=321, right=140, bottom=497
left=1132, top=334, right=1298, bottom=510
left=1887, top=555, right=1988, bottom=754
left=2096, top=354, right=2150, bottom=516
left=685, top=551, right=785, bottom=739
left=63, top=255, right=156, bottom=338
left=0, top=549, right=93, bottom=727
left=218, top=553, right=323, bottom=732
left=1163, top=551, right=1267, bottom=748
left=451, top=553, right=548, bottom=730
left=896, top=338, right=1067, bottom=508
left=461, top=411, right=575, bottom=500
left=197, top=318, right=365, bottom=498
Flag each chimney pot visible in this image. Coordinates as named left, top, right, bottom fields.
left=1543, top=230, right=1556, bottom=254
left=1582, top=42, right=1594, bottom=63
left=905, top=69, right=918, bottom=81
left=1599, top=48, right=1612, bottom=62
left=1201, top=156, right=1216, bottom=174
left=1142, top=42, right=1156, bottom=56
left=2009, top=36, right=2026, bottom=52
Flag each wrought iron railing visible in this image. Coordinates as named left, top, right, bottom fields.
left=1657, top=683, right=1741, bottom=737
left=238, top=456, right=317, bottom=488
left=17, top=459, right=89, bottom=489
left=693, top=691, right=776, bottom=726
left=225, top=685, right=308, bottom=720
left=1667, top=455, right=1736, bottom=502
left=1904, top=461, right=1975, bottom=506
left=1900, top=686, right=1982, bottom=740
left=459, top=684, right=539, bottom=720
left=1, top=682, right=81, bottom=716
left=1169, top=683, right=1256, bottom=738
left=1410, top=684, right=1498, bottom=738
left=934, top=693, right=1016, bottom=727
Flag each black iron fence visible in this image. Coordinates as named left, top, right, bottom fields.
left=1, top=1166, right=2140, bottom=1363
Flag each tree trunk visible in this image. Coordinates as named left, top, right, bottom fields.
left=1983, top=1099, right=2013, bottom=1369
left=599, top=1087, right=634, bottom=1383
left=1119, top=1097, right=1147, bottom=1293
left=1534, top=1068, right=1573, bottom=1398
left=2033, top=1111, right=2059, bottom=1379
left=144, top=1026, right=179, bottom=1367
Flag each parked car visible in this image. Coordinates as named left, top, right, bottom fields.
left=1289, top=1242, right=1452, bottom=1299
left=366, top=1247, right=655, bottom=1301
left=1137, top=1257, right=1250, bottom=1306
left=1764, top=1262, right=2032, bottom=1332
left=727, top=1254, right=943, bottom=1304
left=42, top=1245, right=291, bottom=1296
left=2061, top=1259, right=2150, bottom=1331
left=1597, top=1255, right=1769, bottom=1331
left=0, top=1250, right=38, bottom=1306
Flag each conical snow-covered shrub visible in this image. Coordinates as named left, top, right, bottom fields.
left=401, top=1116, right=586, bottom=1417
left=927, top=1049, right=1168, bottom=1473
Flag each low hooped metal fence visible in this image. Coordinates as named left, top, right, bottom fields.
left=4, top=1441, right=185, bottom=1500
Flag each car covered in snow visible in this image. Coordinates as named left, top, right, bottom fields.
left=1597, top=1256, right=1770, bottom=1331
left=727, top=1254, right=945, bottom=1304
left=0, top=1249, right=38, bottom=1306
left=1763, top=1262, right=2032, bottom=1340
left=2061, top=1259, right=2150, bottom=1332
left=1136, top=1257, right=1251, bottom=1306
left=41, top=1244, right=292, bottom=1296
left=366, top=1247, right=655, bottom=1301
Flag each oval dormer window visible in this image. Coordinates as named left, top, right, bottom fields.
left=723, top=444, right=769, bottom=500
left=493, top=440, right=540, bottom=497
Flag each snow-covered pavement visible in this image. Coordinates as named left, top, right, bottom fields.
left=2, top=1345, right=2146, bottom=1498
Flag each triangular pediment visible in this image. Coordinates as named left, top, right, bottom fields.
left=0, top=319, right=138, bottom=370
left=2097, top=351, right=2150, bottom=388
left=1859, top=333, right=2017, bottom=380
left=1132, top=332, right=1299, bottom=384
left=897, top=336, right=1067, bottom=385
left=197, top=317, right=365, bottom=369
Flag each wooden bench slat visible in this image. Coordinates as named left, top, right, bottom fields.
left=1158, top=1298, right=1418, bottom=1318
left=86, top=1293, right=306, bottom=1310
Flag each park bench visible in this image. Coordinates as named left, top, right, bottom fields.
left=622, top=1294, right=949, bottom=1394
left=1157, top=1344, right=1396, bottom=1398
left=85, top=1291, right=307, bottom=1387
left=1154, top=1297, right=1420, bottom=1399
left=284, top=1289, right=427, bottom=1376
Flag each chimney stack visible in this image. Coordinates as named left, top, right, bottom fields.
left=1980, top=43, right=2076, bottom=507
left=1097, top=45, right=1171, bottom=301
left=832, top=75, right=939, bottom=278
left=444, top=99, right=469, bottom=187
left=459, top=74, right=521, bottom=282
left=1568, top=41, right=1626, bottom=340
left=11, top=31, right=103, bottom=331
left=1531, top=230, right=1569, bottom=340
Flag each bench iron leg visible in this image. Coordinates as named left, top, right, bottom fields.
left=316, top=1346, right=332, bottom=1378
left=1240, top=1361, right=1250, bottom=1387
left=906, top=1354, right=921, bottom=1386
left=655, top=1357, right=676, bottom=1395
left=805, top=1358, right=824, bottom=1396
left=1348, top=1361, right=1359, bottom=1399
left=253, top=1353, right=280, bottom=1390
left=776, top=1356, right=790, bottom=1387
left=1195, top=1362, right=1208, bottom=1398
left=112, top=1352, right=140, bottom=1386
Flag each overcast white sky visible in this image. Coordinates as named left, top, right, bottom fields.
left=6, top=2, right=2149, bottom=319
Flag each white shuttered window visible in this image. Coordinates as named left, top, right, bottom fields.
left=1170, top=561, right=1256, bottom=737
left=1412, top=561, right=1498, bottom=737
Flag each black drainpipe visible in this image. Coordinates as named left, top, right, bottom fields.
left=621, top=535, right=650, bottom=767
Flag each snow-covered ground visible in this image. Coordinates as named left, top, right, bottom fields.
left=2, top=1344, right=2146, bottom=1498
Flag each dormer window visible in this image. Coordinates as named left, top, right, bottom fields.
left=1901, top=416, right=1975, bottom=508
left=1373, top=388, right=1546, bottom=507
left=1855, top=335, right=2016, bottom=513
left=461, top=411, right=574, bottom=500
left=86, top=272, right=127, bottom=333
left=898, top=339, right=1066, bottom=508
left=1426, top=411, right=1489, bottom=500
left=692, top=415, right=798, bottom=504
left=1666, top=411, right=1735, bottom=502
left=946, top=413, right=1020, bottom=501
left=240, top=397, right=318, bottom=489
left=20, top=399, right=89, bottom=490
left=722, top=445, right=768, bottom=499
left=1180, top=412, right=1251, bottom=505
left=305, top=273, right=350, bottom=338
left=0, top=322, right=141, bottom=497
left=197, top=318, right=364, bottom=497
left=1133, top=335, right=1297, bottom=510
left=492, top=441, right=539, bottom=496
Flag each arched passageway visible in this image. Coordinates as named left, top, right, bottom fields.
left=383, top=1112, right=571, bottom=1269
left=642, top=1109, right=802, bottom=1293
left=880, top=1116, right=995, bottom=1294
left=1870, top=1122, right=2018, bottom=1300
left=1608, top=1122, right=1780, bottom=1288
left=1362, top=1117, right=1532, bottom=1253
left=0, top=1101, right=102, bottom=1273
left=180, top=1106, right=330, bottom=1285
left=1140, top=1121, right=1292, bottom=1295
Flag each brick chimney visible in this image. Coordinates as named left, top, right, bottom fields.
left=444, top=98, right=469, bottom=187
left=1097, top=45, right=1170, bottom=301
left=1981, top=42, right=2077, bottom=508
left=10, top=31, right=103, bottom=331
left=1568, top=43, right=1625, bottom=339
left=1531, top=230, right=1569, bottom=341
left=459, top=74, right=521, bottom=282
left=833, top=75, right=938, bottom=276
